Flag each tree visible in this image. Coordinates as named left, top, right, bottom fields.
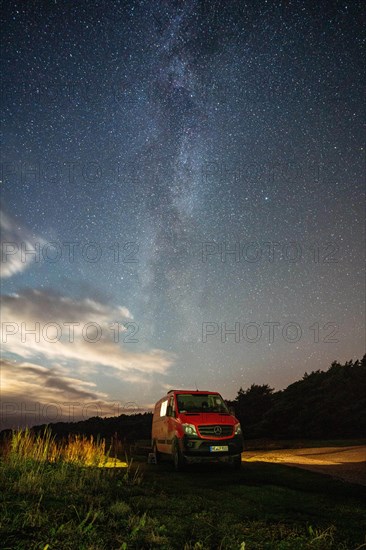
left=234, top=384, right=274, bottom=437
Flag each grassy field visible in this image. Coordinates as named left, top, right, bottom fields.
left=0, top=430, right=365, bottom=549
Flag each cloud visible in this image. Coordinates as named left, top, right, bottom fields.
left=1, top=288, right=175, bottom=375
left=0, top=208, right=46, bottom=278
left=0, top=358, right=148, bottom=430
left=1, top=358, right=107, bottom=402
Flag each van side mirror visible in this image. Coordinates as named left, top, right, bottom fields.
left=229, top=406, right=235, bottom=416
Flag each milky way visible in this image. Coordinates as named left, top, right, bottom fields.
left=1, top=1, right=365, bottom=426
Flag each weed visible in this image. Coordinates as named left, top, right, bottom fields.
left=109, top=501, right=131, bottom=516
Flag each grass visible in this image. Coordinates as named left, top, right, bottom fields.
left=0, top=430, right=365, bottom=549
left=5, top=427, right=115, bottom=467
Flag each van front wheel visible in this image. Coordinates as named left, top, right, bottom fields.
left=172, top=440, right=185, bottom=471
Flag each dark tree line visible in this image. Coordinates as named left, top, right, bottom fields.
left=1, top=356, right=364, bottom=443
left=227, top=355, right=366, bottom=439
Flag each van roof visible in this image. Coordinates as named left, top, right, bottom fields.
left=166, top=389, right=220, bottom=395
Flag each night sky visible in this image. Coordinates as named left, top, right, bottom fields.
left=1, top=1, right=365, bottom=428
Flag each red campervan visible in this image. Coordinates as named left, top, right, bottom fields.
left=151, top=390, right=243, bottom=470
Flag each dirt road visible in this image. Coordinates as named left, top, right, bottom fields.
left=244, top=446, right=366, bottom=485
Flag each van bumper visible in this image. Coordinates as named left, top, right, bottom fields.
left=180, top=435, right=243, bottom=461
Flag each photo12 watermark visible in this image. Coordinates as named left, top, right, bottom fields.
left=201, top=321, right=340, bottom=344
left=0, top=160, right=139, bottom=185
left=1, top=321, right=139, bottom=344
left=200, top=241, right=340, bottom=264
left=1, top=241, right=139, bottom=265
left=201, top=160, right=344, bottom=185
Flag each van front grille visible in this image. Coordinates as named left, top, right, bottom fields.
left=198, top=425, right=233, bottom=437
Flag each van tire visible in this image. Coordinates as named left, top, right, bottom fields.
left=172, top=440, right=185, bottom=471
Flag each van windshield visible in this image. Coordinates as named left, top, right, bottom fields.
left=176, top=394, right=229, bottom=414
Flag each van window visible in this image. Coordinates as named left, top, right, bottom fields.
left=176, top=394, right=229, bottom=413
left=160, top=400, right=168, bottom=417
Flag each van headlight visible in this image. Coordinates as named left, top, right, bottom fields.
left=182, top=423, right=197, bottom=435
left=234, top=423, right=242, bottom=435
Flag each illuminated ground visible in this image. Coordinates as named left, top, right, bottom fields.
left=244, top=445, right=366, bottom=485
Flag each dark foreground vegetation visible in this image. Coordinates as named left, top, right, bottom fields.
left=0, top=429, right=365, bottom=549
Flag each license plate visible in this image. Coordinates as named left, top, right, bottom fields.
left=210, top=445, right=228, bottom=452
